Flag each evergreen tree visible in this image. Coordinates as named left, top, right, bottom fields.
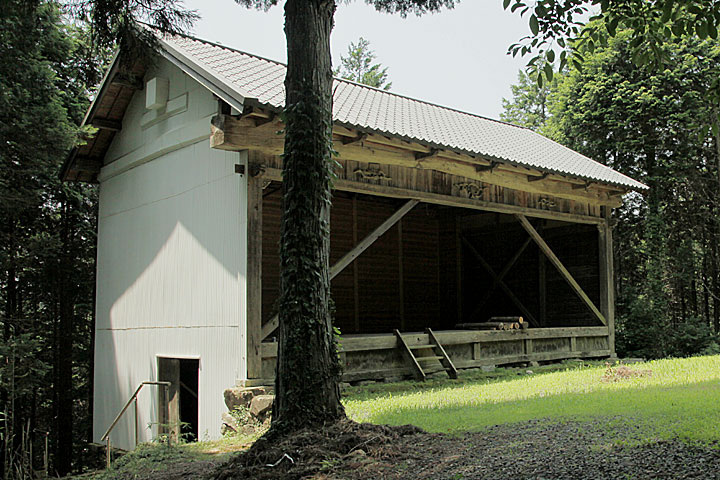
left=0, top=2, right=102, bottom=476
left=500, top=70, right=553, bottom=131
left=543, top=29, right=720, bottom=357
left=336, top=37, right=392, bottom=90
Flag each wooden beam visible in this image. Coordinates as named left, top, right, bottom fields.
left=261, top=199, right=420, bottom=339
left=342, top=133, right=368, bottom=146
left=598, top=207, right=616, bottom=354
left=398, top=218, right=405, bottom=331
left=210, top=114, right=623, bottom=206
left=330, top=199, right=418, bottom=278
left=475, top=161, right=499, bottom=172
left=527, top=173, right=549, bottom=182
left=470, top=236, right=533, bottom=318
left=72, top=156, right=102, bottom=175
left=91, top=118, right=122, bottom=131
left=110, top=72, right=144, bottom=90
left=246, top=154, right=263, bottom=378
left=261, top=326, right=610, bottom=357
left=461, top=237, right=538, bottom=327
left=515, top=214, right=607, bottom=325
left=260, top=166, right=606, bottom=225
left=414, top=148, right=440, bottom=161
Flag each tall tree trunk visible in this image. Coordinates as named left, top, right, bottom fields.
left=273, top=0, right=345, bottom=432
left=53, top=202, right=73, bottom=476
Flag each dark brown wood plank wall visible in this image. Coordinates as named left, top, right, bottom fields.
left=460, top=219, right=601, bottom=328
left=262, top=186, right=600, bottom=335
left=261, top=187, right=455, bottom=334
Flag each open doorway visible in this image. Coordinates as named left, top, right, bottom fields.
left=158, top=357, right=199, bottom=442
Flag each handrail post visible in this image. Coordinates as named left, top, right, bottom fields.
left=106, top=437, right=111, bottom=469
left=134, top=397, right=139, bottom=447
left=101, top=381, right=171, bottom=469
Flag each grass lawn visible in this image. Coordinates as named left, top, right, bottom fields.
left=344, top=355, right=720, bottom=446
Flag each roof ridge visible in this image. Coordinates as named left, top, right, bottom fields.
left=166, top=29, right=530, bottom=132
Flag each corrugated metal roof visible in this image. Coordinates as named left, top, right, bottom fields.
left=163, top=34, right=647, bottom=191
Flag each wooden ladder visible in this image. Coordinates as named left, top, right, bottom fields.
left=393, top=328, right=458, bottom=381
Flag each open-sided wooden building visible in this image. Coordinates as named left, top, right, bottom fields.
left=62, top=32, right=646, bottom=449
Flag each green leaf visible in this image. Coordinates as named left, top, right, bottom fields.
left=543, top=63, right=553, bottom=81
left=697, top=20, right=708, bottom=39
left=546, top=49, right=555, bottom=62
left=557, top=37, right=566, bottom=48
left=537, top=72, right=544, bottom=88
left=503, top=0, right=511, bottom=10
left=607, top=17, right=619, bottom=36
left=535, top=5, right=546, bottom=17
left=661, top=0, right=673, bottom=23
left=530, top=14, right=539, bottom=35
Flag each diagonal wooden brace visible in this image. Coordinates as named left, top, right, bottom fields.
left=461, top=237, right=538, bottom=327
left=515, top=214, right=606, bottom=325
left=261, top=199, right=420, bottom=340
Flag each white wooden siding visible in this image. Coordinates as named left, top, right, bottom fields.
left=93, top=58, right=248, bottom=450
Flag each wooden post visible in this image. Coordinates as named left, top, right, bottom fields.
left=246, top=155, right=263, bottom=379
left=455, top=215, right=463, bottom=324
left=398, top=219, right=405, bottom=330
left=598, top=207, right=616, bottom=355
left=352, top=195, right=360, bottom=332
left=539, top=247, right=546, bottom=327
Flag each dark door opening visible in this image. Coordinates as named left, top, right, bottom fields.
left=178, top=359, right=199, bottom=441
left=158, top=357, right=199, bottom=442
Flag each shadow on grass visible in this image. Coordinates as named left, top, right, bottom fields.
left=348, top=379, right=720, bottom=445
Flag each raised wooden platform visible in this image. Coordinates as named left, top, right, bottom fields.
left=258, top=326, right=611, bottom=383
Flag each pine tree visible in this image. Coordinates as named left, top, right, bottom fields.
left=336, top=37, right=392, bottom=90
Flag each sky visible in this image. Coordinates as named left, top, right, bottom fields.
left=183, top=0, right=533, bottom=120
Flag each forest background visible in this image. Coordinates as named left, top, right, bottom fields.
left=2, top=1, right=719, bottom=477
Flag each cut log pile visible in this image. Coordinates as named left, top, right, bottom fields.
left=456, top=316, right=529, bottom=331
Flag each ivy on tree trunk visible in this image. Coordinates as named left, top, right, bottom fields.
left=273, top=0, right=345, bottom=432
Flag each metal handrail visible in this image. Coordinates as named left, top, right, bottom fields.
left=101, top=381, right=171, bottom=469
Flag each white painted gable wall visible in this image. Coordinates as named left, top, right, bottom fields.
left=93, top=58, right=249, bottom=449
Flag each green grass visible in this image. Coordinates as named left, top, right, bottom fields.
left=344, top=355, right=720, bottom=445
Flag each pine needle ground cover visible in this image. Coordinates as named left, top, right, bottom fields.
left=345, top=355, right=720, bottom=446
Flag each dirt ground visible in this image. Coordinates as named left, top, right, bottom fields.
left=214, top=417, right=720, bottom=480
left=130, top=418, right=720, bottom=479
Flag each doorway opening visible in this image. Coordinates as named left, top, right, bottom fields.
left=158, top=357, right=199, bottom=442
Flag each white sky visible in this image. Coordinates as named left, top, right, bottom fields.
left=183, top=0, right=532, bottom=119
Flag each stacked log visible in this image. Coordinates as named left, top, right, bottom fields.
left=456, top=316, right=528, bottom=331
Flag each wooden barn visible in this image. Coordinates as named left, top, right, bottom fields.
left=62, top=32, right=646, bottom=450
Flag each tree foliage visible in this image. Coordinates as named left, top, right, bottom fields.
left=500, top=70, right=553, bottom=131
left=503, top=28, right=720, bottom=358
left=336, top=37, right=392, bottom=90
left=1, top=1, right=103, bottom=477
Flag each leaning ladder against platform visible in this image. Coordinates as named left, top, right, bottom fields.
left=394, top=328, right=458, bottom=381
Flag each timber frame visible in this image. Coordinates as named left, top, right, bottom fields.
left=218, top=109, right=620, bottom=383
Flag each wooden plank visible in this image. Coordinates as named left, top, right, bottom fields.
left=261, top=199, right=419, bottom=339
left=515, top=214, right=607, bottom=326
left=394, top=329, right=426, bottom=381
left=260, top=167, right=606, bottom=225
left=470, top=236, right=532, bottom=317
left=246, top=160, right=263, bottom=378
left=461, top=237, right=539, bottom=327
left=157, top=358, right=180, bottom=443
left=427, top=328, right=458, bottom=379
left=598, top=207, right=616, bottom=354
left=260, top=326, right=610, bottom=357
